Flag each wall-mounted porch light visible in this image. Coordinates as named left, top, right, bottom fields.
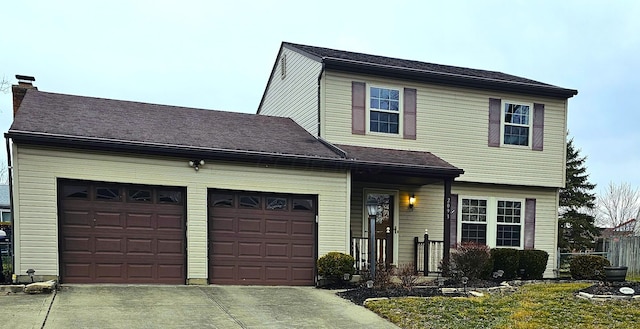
left=188, top=159, right=205, bottom=172
left=409, top=194, right=416, bottom=210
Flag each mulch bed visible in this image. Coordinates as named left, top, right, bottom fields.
left=328, top=279, right=640, bottom=305
left=332, top=279, right=499, bottom=305
left=578, top=281, right=640, bottom=297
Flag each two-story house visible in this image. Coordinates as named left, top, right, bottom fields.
left=5, top=43, right=576, bottom=284
left=259, top=42, right=577, bottom=277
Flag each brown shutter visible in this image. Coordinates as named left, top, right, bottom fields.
left=352, top=81, right=366, bottom=135
left=532, top=103, right=544, bottom=151
left=450, top=194, right=458, bottom=248
left=524, top=198, right=536, bottom=249
left=403, top=88, right=417, bottom=140
left=488, top=98, right=501, bottom=147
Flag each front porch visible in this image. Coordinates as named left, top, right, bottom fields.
left=332, top=144, right=464, bottom=277
left=350, top=231, right=445, bottom=275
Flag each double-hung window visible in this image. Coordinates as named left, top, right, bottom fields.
left=502, top=102, right=532, bottom=146
left=460, top=197, right=524, bottom=248
left=369, top=86, right=401, bottom=134
left=461, top=198, right=488, bottom=244
left=496, top=200, right=522, bottom=247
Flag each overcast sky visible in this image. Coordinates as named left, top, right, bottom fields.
left=1, top=0, right=639, bottom=194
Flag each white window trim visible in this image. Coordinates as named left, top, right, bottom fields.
left=458, top=196, right=525, bottom=249
left=366, top=84, right=403, bottom=137
left=500, top=100, right=533, bottom=149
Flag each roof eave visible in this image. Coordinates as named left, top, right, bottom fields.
left=5, top=131, right=463, bottom=179
left=323, top=57, right=578, bottom=99
left=5, top=130, right=346, bottom=167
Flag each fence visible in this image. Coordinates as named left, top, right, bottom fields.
left=607, top=236, right=640, bottom=276
left=350, top=235, right=391, bottom=274
left=0, top=241, right=11, bottom=257
left=414, top=233, right=444, bottom=275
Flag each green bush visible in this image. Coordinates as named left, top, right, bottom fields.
left=490, top=248, right=520, bottom=280
left=518, top=249, right=549, bottom=280
left=446, top=242, right=493, bottom=281
left=317, top=252, right=355, bottom=282
left=569, top=255, right=610, bottom=280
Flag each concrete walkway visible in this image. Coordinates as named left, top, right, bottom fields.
left=1, top=285, right=399, bottom=329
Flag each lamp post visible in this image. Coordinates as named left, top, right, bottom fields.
left=366, top=199, right=378, bottom=281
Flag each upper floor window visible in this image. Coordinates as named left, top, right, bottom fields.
left=369, top=86, right=401, bottom=134
left=502, top=102, right=532, bottom=146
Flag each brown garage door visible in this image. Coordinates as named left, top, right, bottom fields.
left=58, top=180, right=186, bottom=284
left=208, top=190, right=316, bottom=285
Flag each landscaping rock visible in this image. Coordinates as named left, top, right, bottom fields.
left=469, top=291, right=484, bottom=297
left=363, top=297, right=389, bottom=305
left=24, top=280, right=57, bottom=294
left=0, top=284, right=26, bottom=294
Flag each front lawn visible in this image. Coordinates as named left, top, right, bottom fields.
left=365, top=283, right=640, bottom=329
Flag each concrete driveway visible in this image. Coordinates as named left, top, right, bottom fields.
left=2, top=285, right=399, bottom=329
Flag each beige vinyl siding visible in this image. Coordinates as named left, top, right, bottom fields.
left=12, top=145, right=349, bottom=280
left=323, top=71, right=567, bottom=188
left=349, top=181, right=558, bottom=277
left=259, top=47, right=321, bottom=135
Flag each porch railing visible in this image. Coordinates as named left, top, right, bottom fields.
left=414, top=233, right=444, bottom=275
left=350, top=234, right=391, bottom=274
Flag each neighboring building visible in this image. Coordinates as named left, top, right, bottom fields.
left=596, top=219, right=636, bottom=252
left=0, top=185, right=10, bottom=224
left=6, top=43, right=577, bottom=284
left=0, top=185, right=10, bottom=243
left=600, top=219, right=636, bottom=238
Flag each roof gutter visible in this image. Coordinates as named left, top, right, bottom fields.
left=5, top=131, right=464, bottom=178
left=4, top=136, right=15, bottom=275
left=323, top=57, right=578, bottom=99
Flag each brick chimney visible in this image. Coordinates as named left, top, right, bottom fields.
left=12, top=75, right=37, bottom=117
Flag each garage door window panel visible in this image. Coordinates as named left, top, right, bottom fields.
left=96, top=187, right=120, bottom=201
left=211, top=193, right=234, bottom=207
left=292, top=199, right=314, bottom=211
left=239, top=195, right=261, bottom=209
left=63, top=185, right=89, bottom=199
left=267, top=197, right=287, bottom=210
left=158, top=190, right=183, bottom=204
left=128, top=189, right=152, bottom=202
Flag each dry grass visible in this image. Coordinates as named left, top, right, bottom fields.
left=365, top=283, right=640, bottom=329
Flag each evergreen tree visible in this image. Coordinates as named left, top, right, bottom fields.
left=558, top=137, right=600, bottom=251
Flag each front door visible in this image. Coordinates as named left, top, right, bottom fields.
left=366, top=193, right=394, bottom=265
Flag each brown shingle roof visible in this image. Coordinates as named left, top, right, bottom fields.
left=9, top=90, right=341, bottom=159
left=284, top=42, right=577, bottom=98
left=336, top=144, right=458, bottom=171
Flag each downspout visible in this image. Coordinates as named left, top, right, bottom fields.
left=5, top=137, right=14, bottom=278
left=316, top=61, right=325, bottom=137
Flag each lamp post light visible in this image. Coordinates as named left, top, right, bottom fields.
left=366, top=198, right=378, bottom=281
left=461, top=276, right=469, bottom=295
